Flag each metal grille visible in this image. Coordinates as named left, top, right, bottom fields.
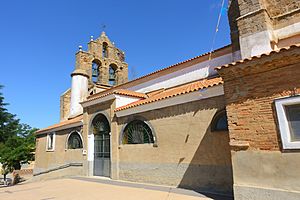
left=67, top=132, right=83, bottom=149
left=92, top=114, right=111, bottom=177
left=94, top=134, right=110, bottom=158
left=122, top=120, right=154, bottom=144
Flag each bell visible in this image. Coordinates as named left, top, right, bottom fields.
left=92, top=69, right=98, bottom=77
left=109, top=73, right=115, bottom=80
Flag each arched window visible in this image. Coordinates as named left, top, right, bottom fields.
left=102, top=42, right=108, bottom=58
left=92, top=114, right=110, bottom=135
left=67, top=131, right=83, bottom=149
left=211, top=110, right=229, bottom=131
left=109, top=64, right=117, bottom=85
left=92, top=61, right=101, bottom=83
left=122, top=120, right=154, bottom=144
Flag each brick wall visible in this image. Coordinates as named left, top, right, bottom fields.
left=218, top=46, right=300, bottom=151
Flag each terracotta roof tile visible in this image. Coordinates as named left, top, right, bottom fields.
left=114, top=89, right=147, bottom=98
left=115, top=77, right=223, bottom=112
left=84, top=89, right=146, bottom=103
left=35, top=115, right=83, bottom=134
left=216, top=44, right=300, bottom=71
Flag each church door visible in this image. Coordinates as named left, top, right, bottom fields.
left=92, top=114, right=111, bottom=177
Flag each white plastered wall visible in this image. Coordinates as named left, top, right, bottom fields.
left=128, top=53, right=233, bottom=93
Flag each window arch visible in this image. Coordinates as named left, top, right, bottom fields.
left=102, top=42, right=108, bottom=58
left=122, top=120, right=154, bottom=144
left=109, top=64, right=117, bottom=85
left=92, top=114, right=110, bottom=135
left=211, top=110, right=229, bottom=132
left=92, top=60, right=101, bottom=83
left=67, top=131, right=83, bottom=149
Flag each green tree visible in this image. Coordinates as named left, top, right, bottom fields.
left=0, top=85, right=37, bottom=184
left=0, top=86, right=20, bottom=144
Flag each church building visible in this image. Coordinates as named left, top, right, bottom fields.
left=34, top=0, right=300, bottom=199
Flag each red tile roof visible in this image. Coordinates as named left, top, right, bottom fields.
left=87, top=45, right=231, bottom=101
left=35, top=115, right=83, bottom=134
left=115, top=77, right=223, bottom=112
left=83, top=89, right=147, bottom=103
left=216, top=44, right=300, bottom=71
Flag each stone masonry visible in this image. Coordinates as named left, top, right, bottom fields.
left=76, top=32, right=128, bottom=86
left=228, top=0, right=300, bottom=59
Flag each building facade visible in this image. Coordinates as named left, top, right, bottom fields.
left=34, top=1, right=300, bottom=199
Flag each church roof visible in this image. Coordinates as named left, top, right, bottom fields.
left=35, top=115, right=83, bottom=135
left=115, top=76, right=223, bottom=112
left=84, top=89, right=147, bottom=103
left=216, top=44, right=300, bottom=71
left=87, top=45, right=231, bottom=100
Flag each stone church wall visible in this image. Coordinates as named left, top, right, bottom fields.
left=228, top=0, right=300, bottom=59
left=116, top=96, right=233, bottom=195
left=34, top=127, right=86, bottom=179
left=60, top=88, right=71, bottom=121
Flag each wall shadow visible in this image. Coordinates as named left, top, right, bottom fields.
left=117, top=96, right=234, bottom=199
left=178, top=125, right=234, bottom=199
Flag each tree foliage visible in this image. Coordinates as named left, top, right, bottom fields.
left=0, top=85, right=37, bottom=179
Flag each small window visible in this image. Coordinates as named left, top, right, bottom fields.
left=103, top=42, right=108, bottom=58
left=109, top=64, right=117, bottom=85
left=92, top=61, right=100, bottom=83
left=67, top=131, right=83, bottom=149
left=275, top=96, right=300, bottom=149
left=122, top=120, right=154, bottom=144
left=211, top=110, right=228, bottom=132
left=47, top=133, right=55, bottom=151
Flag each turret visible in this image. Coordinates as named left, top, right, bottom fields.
left=69, top=68, right=89, bottom=118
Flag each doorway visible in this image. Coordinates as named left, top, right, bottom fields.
left=92, top=114, right=111, bottom=177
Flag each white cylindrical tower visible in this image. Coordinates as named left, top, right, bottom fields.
left=69, top=69, right=89, bottom=118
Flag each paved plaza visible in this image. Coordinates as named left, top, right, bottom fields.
left=0, top=177, right=232, bottom=200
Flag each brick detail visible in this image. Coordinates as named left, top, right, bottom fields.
left=218, top=47, right=300, bottom=151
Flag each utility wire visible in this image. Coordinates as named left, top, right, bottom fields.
left=209, top=0, right=226, bottom=61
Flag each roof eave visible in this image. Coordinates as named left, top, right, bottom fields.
left=35, top=121, right=83, bottom=135
left=115, top=84, right=224, bottom=117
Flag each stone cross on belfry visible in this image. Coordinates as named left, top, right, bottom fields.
left=101, top=24, right=107, bottom=32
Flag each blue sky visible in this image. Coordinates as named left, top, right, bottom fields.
left=0, top=0, right=230, bottom=129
